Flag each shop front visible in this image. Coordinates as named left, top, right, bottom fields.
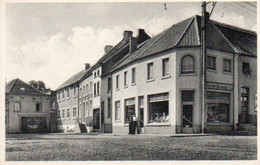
left=206, top=82, right=233, bottom=133
left=21, top=116, right=48, bottom=133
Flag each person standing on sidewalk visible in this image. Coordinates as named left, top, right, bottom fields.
left=132, top=113, right=138, bottom=135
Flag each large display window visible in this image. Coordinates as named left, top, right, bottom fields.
left=148, top=93, right=169, bottom=123
left=207, top=91, right=230, bottom=123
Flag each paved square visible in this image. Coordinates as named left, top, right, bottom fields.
left=5, top=134, right=257, bottom=160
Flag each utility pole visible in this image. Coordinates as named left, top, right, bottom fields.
left=201, top=1, right=207, bottom=134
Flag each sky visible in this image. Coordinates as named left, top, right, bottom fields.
left=5, top=1, right=257, bottom=90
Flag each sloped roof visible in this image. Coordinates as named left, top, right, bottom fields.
left=6, top=78, right=48, bottom=96
left=111, top=15, right=256, bottom=72
left=56, top=69, right=89, bottom=91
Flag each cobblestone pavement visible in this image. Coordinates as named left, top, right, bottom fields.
left=5, top=134, right=257, bottom=161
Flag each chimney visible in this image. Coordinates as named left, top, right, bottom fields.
left=137, top=28, right=151, bottom=45
left=104, top=45, right=113, bottom=54
left=123, top=30, right=133, bottom=39
left=129, top=36, right=137, bottom=53
left=85, top=63, right=90, bottom=70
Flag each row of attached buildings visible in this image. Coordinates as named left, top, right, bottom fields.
left=55, top=15, right=257, bottom=134
left=6, top=15, right=257, bottom=134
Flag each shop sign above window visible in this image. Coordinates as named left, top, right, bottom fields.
left=207, top=82, right=233, bottom=91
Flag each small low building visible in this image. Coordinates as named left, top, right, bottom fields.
left=5, top=78, right=52, bottom=133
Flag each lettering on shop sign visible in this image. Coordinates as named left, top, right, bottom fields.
left=207, top=82, right=233, bottom=91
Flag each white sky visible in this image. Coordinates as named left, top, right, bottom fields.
left=5, top=1, right=257, bottom=90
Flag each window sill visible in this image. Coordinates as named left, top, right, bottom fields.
left=67, top=97, right=70, bottom=100
left=180, top=73, right=196, bottom=76
left=123, top=85, right=128, bottom=89
left=116, top=88, right=120, bottom=91
left=146, top=123, right=170, bottom=126
left=222, top=71, right=233, bottom=75
left=115, top=120, right=121, bottom=123
left=161, top=75, right=171, bottom=80
left=131, top=83, right=136, bottom=86
left=124, top=123, right=129, bottom=127
left=207, top=69, right=217, bottom=73
left=146, top=79, right=155, bottom=83
left=207, top=122, right=232, bottom=126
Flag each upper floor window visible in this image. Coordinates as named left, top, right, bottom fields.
left=116, top=75, right=119, bottom=89
left=62, top=109, right=65, bottom=118
left=97, top=82, right=100, bottom=95
left=94, top=83, right=97, bottom=96
left=97, top=70, right=100, bottom=76
left=162, top=58, right=170, bottom=76
left=83, top=85, right=85, bottom=96
left=57, top=110, right=61, bottom=119
left=90, top=82, right=93, bottom=93
left=242, top=62, right=251, bottom=75
left=181, top=55, right=194, bottom=74
left=124, top=71, right=128, bottom=87
left=14, top=102, right=21, bottom=112
left=94, top=72, right=96, bottom=78
left=79, top=87, right=82, bottom=97
left=207, top=56, right=216, bottom=70
left=36, top=103, right=42, bottom=112
left=147, top=62, right=154, bottom=80
left=66, top=88, right=70, bottom=98
left=108, top=77, right=112, bottom=92
left=67, top=108, right=70, bottom=118
left=132, top=68, right=136, bottom=84
left=73, top=107, right=77, bottom=118
left=73, top=86, right=76, bottom=96
left=57, top=92, right=60, bottom=100
left=62, top=90, right=65, bottom=99
left=86, top=84, right=88, bottom=94
left=223, top=59, right=231, bottom=72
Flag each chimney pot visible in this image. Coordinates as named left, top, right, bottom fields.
left=85, top=63, right=90, bottom=70
left=104, top=45, right=113, bottom=54
left=123, top=30, right=133, bottom=38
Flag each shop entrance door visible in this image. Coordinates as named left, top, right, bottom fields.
left=93, top=108, right=100, bottom=131
left=182, top=105, right=193, bottom=133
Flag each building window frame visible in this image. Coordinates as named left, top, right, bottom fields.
left=242, top=62, right=251, bottom=75
left=207, top=56, right=216, bottom=70
left=36, top=103, right=42, bottom=112
left=131, top=67, right=136, bottom=85
left=14, top=102, right=21, bottom=112
left=116, top=75, right=120, bottom=90
left=223, top=58, right=232, bottom=73
left=115, top=100, right=121, bottom=122
left=162, top=57, right=170, bottom=77
left=147, top=62, right=154, bottom=81
left=62, top=109, right=65, bottom=119
left=181, top=55, right=195, bottom=74
left=124, top=71, right=128, bottom=87
left=72, top=106, right=77, bottom=118
left=66, top=107, right=70, bottom=119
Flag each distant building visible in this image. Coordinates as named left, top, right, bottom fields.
left=5, top=78, right=53, bottom=133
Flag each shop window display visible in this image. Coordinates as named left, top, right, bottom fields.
left=148, top=93, right=169, bottom=123
left=207, top=92, right=230, bottom=123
